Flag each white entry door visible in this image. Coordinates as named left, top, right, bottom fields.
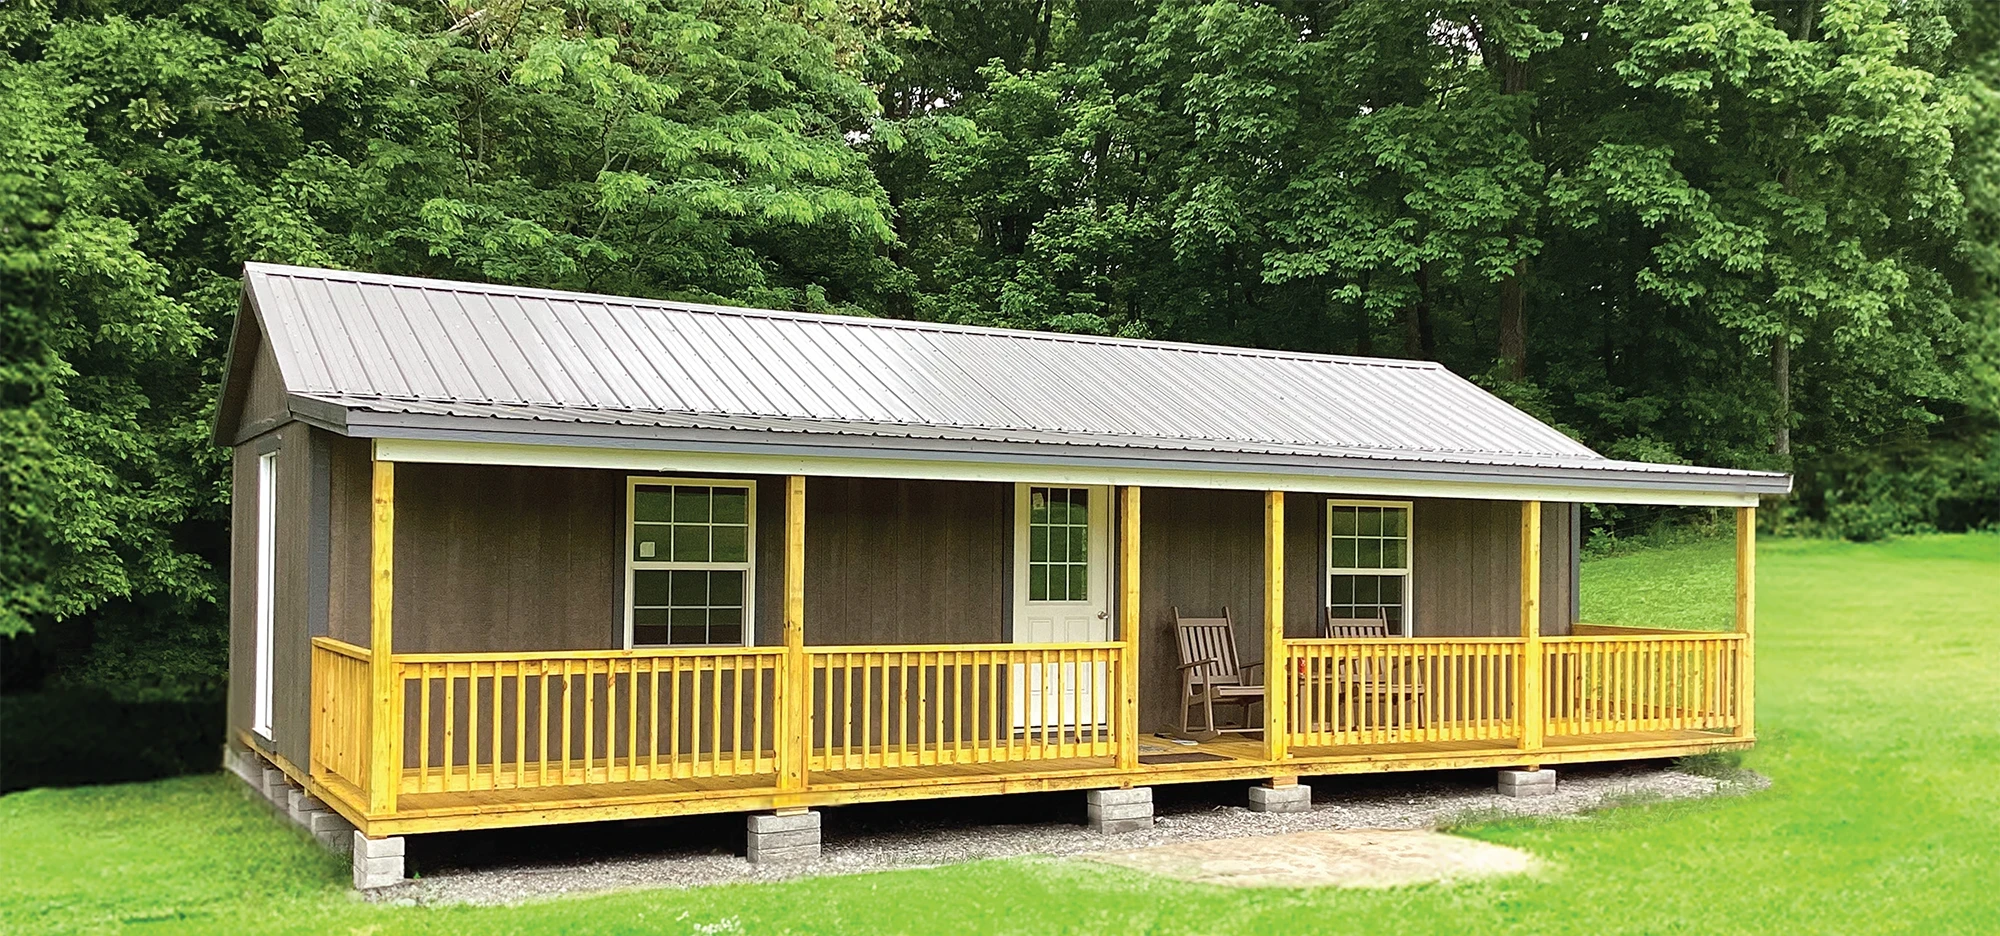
left=1011, top=484, right=1112, bottom=732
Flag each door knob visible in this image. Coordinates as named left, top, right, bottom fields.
left=1096, top=611, right=1108, bottom=620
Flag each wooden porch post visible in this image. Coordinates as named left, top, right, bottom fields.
left=1518, top=500, right=1544, bottom=759
left=1263, top=491, right=1288, bottom=763
left=780, top=475, right=808, bottom=791
left=1736, top=505, right=1757, bottom=739
left=366, top=457, right=400, bottom=817
left=1117, top=486, right=1141, bottom=771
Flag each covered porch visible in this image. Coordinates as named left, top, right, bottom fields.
left=298, top=465, right=1755, bottom=837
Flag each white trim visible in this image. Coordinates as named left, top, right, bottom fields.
left=253, top=451, right=278, bottom=740
left=373, top=438, right=1762, bottom=507
left=622, top=477, right=757, bottom=649
left=1325, top=498, right=1415, bottom=638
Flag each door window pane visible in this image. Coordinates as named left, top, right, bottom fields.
left=1027, top=487, right=1090, bottom=602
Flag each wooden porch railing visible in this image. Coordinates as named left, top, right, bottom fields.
left=1282, top=638, right=1525, bottom=747
left=391, top=646, right=786, bottom=795
left=310, top=637, right=373, bottom=794
left=1543, top=633, right=1745, bottom=736
left=807, top=643, right=1124, bottom=772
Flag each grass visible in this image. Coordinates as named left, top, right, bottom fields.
left=5, top=533, right=2000, bottom=934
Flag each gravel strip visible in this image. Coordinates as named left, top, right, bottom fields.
left=380, top=763, right=1766, bottom=906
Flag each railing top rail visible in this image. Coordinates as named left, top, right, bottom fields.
left=311, top=636, right=371, bottom=660
left=391, top=645, right=787, bottom=664
left=1545, top=632, right=1744, bottom=644
left=1284, top=637, right=1529, bottom=647
left=807, top=641, right=1123, bottom=655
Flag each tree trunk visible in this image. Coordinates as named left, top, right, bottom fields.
left=1403, top=264, right=1437, bottom=359
left=1772, top=333, right=1791, bottom=456
left=1498, top=259, right=1526, bottom=379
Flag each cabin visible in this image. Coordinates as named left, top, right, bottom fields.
left=213, top=263, right=1790, bottom=887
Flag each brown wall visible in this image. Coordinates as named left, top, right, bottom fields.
left=234, top=340, right=290, bottom=443
left=1412, top=498, right=1574, bottom=638
left=803, top=477, right=1011, bottom=646
left=226, top=424, right=316, bottom=769
left=386, top=463, right=624, bottom=652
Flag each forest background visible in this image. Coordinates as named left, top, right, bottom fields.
left=2, top=0, right=1995, bottom=780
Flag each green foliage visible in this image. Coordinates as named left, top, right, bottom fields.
left=4, top=0, right=2000, bottom=704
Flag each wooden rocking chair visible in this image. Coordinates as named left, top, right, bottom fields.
left=1321, top=608, right=1427, bottom=729
left=1174, top=607, right=1266, bottom=739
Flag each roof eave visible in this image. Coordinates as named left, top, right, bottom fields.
left=331, top=407, right=1793, bottom=502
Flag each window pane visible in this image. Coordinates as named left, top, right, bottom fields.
left=1030, top=565, right=1048, bottom=601
left=1031, top=527, right=1049, bottom=562
left=633, top=624, right=670, bottom=645
left=1330, top=575, right=1355, bottom=604
left=634, top=488, right=673, bottom=523
left=1050, top=526, right=1068, bottom=566
left=1359, top=507, right=1383, bottom=536
left=670, top=625, right=706, bottom=645
left=634, top=570, right=672, bottom=606
left=669, top=569, right=708, bottom=606
left=1330, top=507, right=1356, bottom=536
left=673, top=487, right=710, bottom=523
left=1066, top=526, right=1087, bottom=562
left=1029, top=489, right=1049, bottom=525
left=1383, top=539, right=1405, bottom=569
left=1064, top=488, right=1088, bottom=523
left=712, top=526, right=748, bottom=563
left=1382, top=507, right=1406, bottom=537
left=711, top=489, right=748, bottom=524
left=633, top=525, right=668, bottom=561
left=1068, top=565, right=1089, bottom=602
left=1357, top=538, right=1383, bottom=569
left=1334, top=537, right=1358, bottom=570
left=709, top=570, right=745, bottom=607
left=633, top=607, right=671, bottom=627
left=672, top=524, right=711, bottom=562
left=708, top=623, right=742, bottom=645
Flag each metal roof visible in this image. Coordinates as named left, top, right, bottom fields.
left=222, top=263, right=1791, bottom=499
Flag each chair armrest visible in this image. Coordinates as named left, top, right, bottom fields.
left=1241, top=661, right=1265, bottom=686
left=1177, top=659, right=1219, bottom=671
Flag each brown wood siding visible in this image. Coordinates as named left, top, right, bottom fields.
left=325, top=434, right=374, bottom=646
left=802, top=477, right=1010, bottom=646
left=233, top=340, right=290, bottom=443
left=389, top=463, right=623, bottom=652
left=227, top=426, right=315, bottom=768
left=1410, top=498, right=1575, bottom=637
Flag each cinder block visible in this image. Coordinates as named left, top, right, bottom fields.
left=308, top=811, right=354, bottom=836
left=351, top=833, right=405, bottom=890
left=746, top=811, right=821, bottom=834
left=746, top=810, right=821, bottom=864
left=1086, top=802, right=1153, bottom=822
left=1497, top=768, right=1557, bottom=798
left=1086, top=786, right=1153, bottom=832
left=318, top=829, right=355, bottom=858
left=260, top=767, right=291, bottom=802
left=287, top=789, right=327, bottom=825
left=1248, top=782, right=1312, bottom=813
left=746, top=841, right=819, bottom=864
left=1084, top=787, right=1152, bottom=808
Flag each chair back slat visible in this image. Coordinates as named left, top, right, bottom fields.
left=1174, top=607, right=1242, bottom=684
left=1323, top=607, right=1391, bottom=639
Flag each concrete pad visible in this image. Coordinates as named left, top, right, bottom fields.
left=1083, top=829, right=1534, bottom=889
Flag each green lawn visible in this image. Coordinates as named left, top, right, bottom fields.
left=6, top=534, right=1999, bottom=935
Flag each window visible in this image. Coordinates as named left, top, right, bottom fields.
left=627, top=480, right=754, bottom=647
left=1027, top=486, right=1091, bottom=602
left=253, top=451, right=277, bottom=738
left=1326, top=500, right=1412, bottom=635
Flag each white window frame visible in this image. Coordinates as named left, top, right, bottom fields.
left=1325, top=498, right=1415, bottom=637
left=253, top=451, right=277, bottom=739
left=623, top=477, right=757, bottom=648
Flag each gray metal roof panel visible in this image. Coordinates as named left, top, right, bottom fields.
left=240, top=263, right=1785, bottom=492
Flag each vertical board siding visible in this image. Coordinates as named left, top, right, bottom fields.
left=803, top=477, right=1010, bottom=645
left=1412, top=498, right=1576, bottom=638
left=390, top=462, right=622, bottom=653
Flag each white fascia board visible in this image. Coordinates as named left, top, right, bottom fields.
left=371, top=438, right=1762, bottom=507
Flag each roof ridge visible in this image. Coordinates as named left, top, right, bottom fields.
left=243, top=262, right=1447, bottom=371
